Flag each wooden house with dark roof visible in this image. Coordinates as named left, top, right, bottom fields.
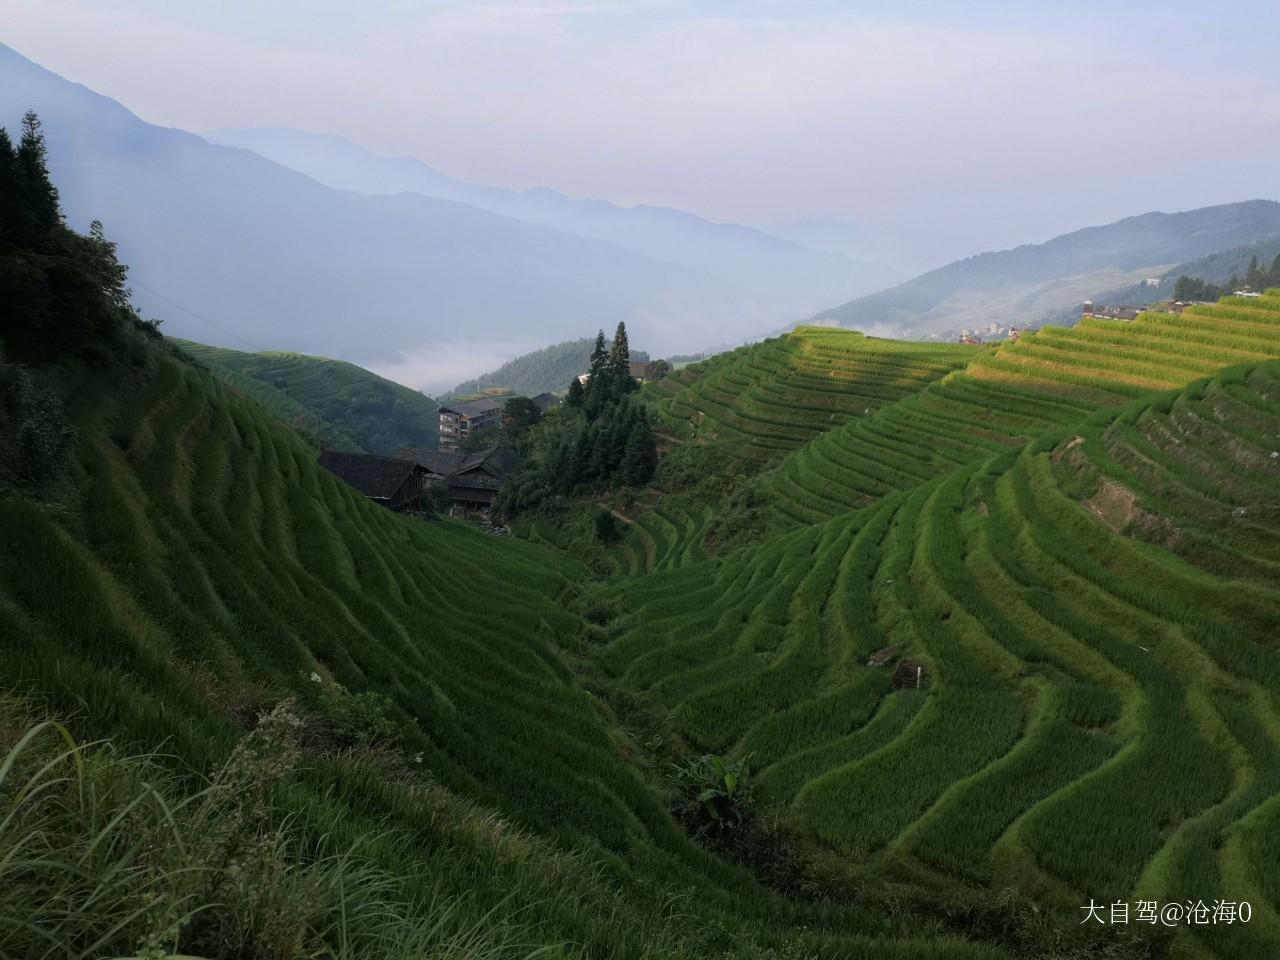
left=394, top=446, right=462, bottom=481
left=317, top=451, right=426, bottom=511
left=391, top=444, right=524, bottom=515
left=446, top=447, right=524, bottom=513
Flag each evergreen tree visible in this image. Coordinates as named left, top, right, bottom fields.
left=609, top=321, right=636, bottom=396
left=17, top=112, right=59, bottom=238
left=587, top=329, right=608, bottom=380
left=594, top=508, right=620, bottom=544
left=622, top=416, right=657, bottom=486
left=1, top=112, right=139, bottom=358
left=586, top=420, right=610, bottom=480
left=502, top=396, right=541, bottom=433
left=0, top=128, right=20, bottom=248
left=644, top=359, right=671, bottom=381
left=569, top=422, right=592, bottom=485
left=495, top=327, right=663, bottom=516
left=584, top=329, right=610, bottom=417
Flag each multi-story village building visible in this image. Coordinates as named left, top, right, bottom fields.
left=437, top=397, right=504, bottom=452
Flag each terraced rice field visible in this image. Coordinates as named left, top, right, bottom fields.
left=652, top=329, right=977, bottom=469
left=0, top=343, right=1001, bottom=959
left=610, top=355, right=1280, bottom=956
left=176, top=339, right=439, bottom=454
left=603, top=293, right=1280, bottom=956
left=614, top=497, right=716, bottom=574
left=8, top=290, right=1280, bottom=957
left=769, top=297, right=1280, bottom=524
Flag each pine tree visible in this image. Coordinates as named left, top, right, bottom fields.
left=603, top=407, right=629, bottom=475
left=0, top=128, right=19, bottom=248
left=569, top=423, right=592, bottom=486
left=609, top=321, right=636, bottom=397
left=622, top=416, right=657, bottom=486
left=17, top=112, right=59, bottom=238
left=584, top=329, right=610, bottom=417
left=566, top=376, right=585, bottom=408
left=587, top=329, right=608, bottom=380
left=586, top=421, right=610, bottom=480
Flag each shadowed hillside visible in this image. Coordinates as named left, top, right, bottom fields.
left=176, top=339, right=440, bottom=454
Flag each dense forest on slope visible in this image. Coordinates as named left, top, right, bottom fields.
left=176, top=339, right=439, bottom=454
left=498, top=325, right=659, bottom=516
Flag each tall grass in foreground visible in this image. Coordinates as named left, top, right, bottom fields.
left=0, top=702, right=555, bottom=960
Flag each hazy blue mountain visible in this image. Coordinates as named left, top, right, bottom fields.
left=1038, top=233, right=1280, bottom=327
left=812, top=200, right=1280, bottom=337
left=205, top=127, right=901, bottom=310
left=763, top=217, right=931, bottom=276
left=0, top=43, right=807, bottom=390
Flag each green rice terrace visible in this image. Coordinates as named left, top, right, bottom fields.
left=4, top=164, right=1280, bottom=958
left=175, top=339, right=440, bottom=455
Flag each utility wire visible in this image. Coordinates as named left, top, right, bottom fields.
left=131, top=280, right=265, bottom=353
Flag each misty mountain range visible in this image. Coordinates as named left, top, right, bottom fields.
left=204, top=128, right=903, bottom=311
left=0, top=42, right=895, bottom=390
left=812, top=200, right=1280, bottom=337
left=3, top=39, right=1279, bottom=391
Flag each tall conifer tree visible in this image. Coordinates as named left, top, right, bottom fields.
left=609, top=321, right=636, bottom=396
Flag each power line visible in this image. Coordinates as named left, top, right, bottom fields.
left=131, top=280, right=264, bottom=353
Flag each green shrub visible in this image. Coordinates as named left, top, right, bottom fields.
left=670, top=753, right=753, bottom=835
left=594, top=508, right=620, bottom=544
left=304, top=677, right=403, bottom=748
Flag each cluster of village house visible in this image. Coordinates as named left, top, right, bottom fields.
left=959, top=322, right=1021, bottom=345
left=955, top=283, right=1265, bottom=345
left=318, top=391, right=560, bottom=517
left=318, top=362, right=671, bottom=517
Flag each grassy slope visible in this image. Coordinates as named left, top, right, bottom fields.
left=6, top=290, right=1280, bottom=957
left=176, top=339, right=439, bottom=454
left=608, top=329, right=980, bottom=571
left=0, top=337, right=996, bottom=959
left=599, top=294, right=1280, bottom=957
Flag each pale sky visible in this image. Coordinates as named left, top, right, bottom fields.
left=4, top=0, right=1279, bottom=257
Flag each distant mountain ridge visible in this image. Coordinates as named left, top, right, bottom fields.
left=0, top=42, right=843, bottom=390
left=1038, top=233, right=1280, bottom=327
left=813, top=200, right=1280, bottom=337
left=204, top=127, right=902, bottom=310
